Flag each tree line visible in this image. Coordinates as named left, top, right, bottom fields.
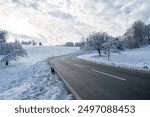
left=64, top=42, right=83, bottom=47
left=15, top=39, right=43, bottom=46
left=77, top=20, right=150, bottom=60
left=122, top=21, right=150, bottom=48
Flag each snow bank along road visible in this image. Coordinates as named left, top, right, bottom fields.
left=49, top=55, right=150, bottom=100
left=0, top=46, right=79, bottom=100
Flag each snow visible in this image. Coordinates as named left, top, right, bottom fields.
left=78, top=45, right=150, bottom=71
left=19, top=45, right=79, bottom=65
left=0, top=46, right=79, bottom=99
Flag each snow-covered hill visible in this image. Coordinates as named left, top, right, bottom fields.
left=78, top=45, right=150, bottom=71
left=0, top=0, right=150, bottom=45
left=0, top=46, right=79, bottom=99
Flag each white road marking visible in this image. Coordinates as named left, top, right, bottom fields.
left=92, top=69, right=126, bottom=81
left=74, top=64, right=84, bottom=68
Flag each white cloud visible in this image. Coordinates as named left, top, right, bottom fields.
left=0, top=0, right=150, bottom=45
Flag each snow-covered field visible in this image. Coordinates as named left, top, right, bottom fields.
left=0, top=46, right=79, bottom=99
left=78, top=45, right=150, bottom=71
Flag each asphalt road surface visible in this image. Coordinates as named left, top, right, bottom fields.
left=49, top=55, right=150, bottom=100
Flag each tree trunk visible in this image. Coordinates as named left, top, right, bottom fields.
left=147, top=26, right=150, bottom=44
left=5, top=60, right=8, bottom=66
left=148, top=32, right=150, bottom=44
left=98, top=49, right=101, bottom=56
left=108, top=52, right=110, bottom=61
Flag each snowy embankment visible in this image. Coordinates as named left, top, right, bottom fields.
left=0, top=46, right=79, bottom=99
left=78, top=45, right=150, bottom=71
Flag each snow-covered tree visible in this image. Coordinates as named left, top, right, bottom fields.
left=122, top=27, right=135, bottom=48
left=103, top=38, right=120, bottom=61
left=39, top=42, right=43, bottom=46
left=21, top=40, right=31, bottom=45
left=146, top=24, right=150, bottom=44
left=79, top=37, right=86, bottom=50
left=0, top=30, right=7, bottom=43
left=32, top=40, right=36, bottom=45
left=86, top=32, right=109, bottom=56
left=123, top=21, right=147, bottom=48
left=132, top=21, right=147, bottom=47
left=0, top=42, right=27, bottom=65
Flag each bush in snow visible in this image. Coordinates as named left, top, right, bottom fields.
left=0, top=42, right=27, bottom=66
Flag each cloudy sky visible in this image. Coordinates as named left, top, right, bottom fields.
left=0, top=0, right=150, bottom=45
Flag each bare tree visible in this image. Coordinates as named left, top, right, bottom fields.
left=122, top=21, right=147, bottom=48
left=131, top=21, right=147, bottom=47
left=86, top=32, right=109, bottom=56
left=122, top=27, right=135, bottom=48
left=146, top=24, right=150, bottom=44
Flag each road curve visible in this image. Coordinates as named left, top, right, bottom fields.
left=49, top=55, right=150, bottom=100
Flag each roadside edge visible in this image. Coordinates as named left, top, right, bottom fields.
left=48, top=58, right=82, bottom=100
